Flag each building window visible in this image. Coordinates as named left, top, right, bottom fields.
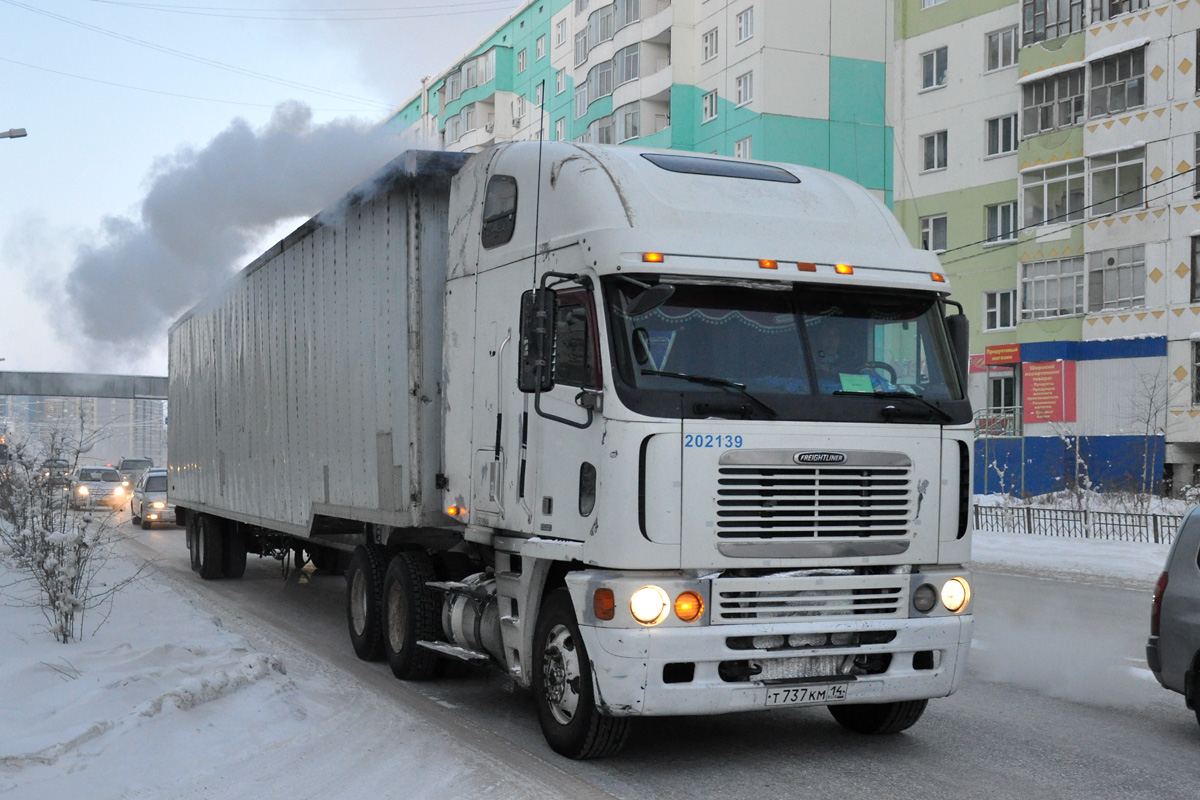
left=576, top=0, right=588, bottom=13
left=1022, top=0, right=1083, bottom=45
left=615, top=0, right=640, bottom=30
left=588, top=4, right=615, bottom=47
left=536, top=36, right=546, bottom=60
left=922, top=47, right=948, bottom=90
left=737, top=8, right=754, bottom=42
left=986, top=114, right=1018, bottom=157
left=1196, top=30, right=1200, bottom=95
left=556, top=19, right=567, bottom=46
left=1194, top=132, right=1200, bottom=196
left=518, top=49, right=527, bottom=73
left=575, top=83, right=588, bottom=118
left=615, top=44, right=640, bottom=86
left=1021, top=69, right=1085, bottom=136
left=986, top=26, right=1018, bottom=72
left=984, top=290, right=1018, bottom=331
left=921, top=215, right=947, bottom=252
left=1022, top=161, right=1085, bottom=227
left=702, top=29, right=718, bottom=62
left=587, top=60, right=614, bottom=101
left=1089, top=147, right=1144, bottom=216
left=702, top=90, right=718, bottom=123
left=588, top=115, right=615, bottom=145
left=1021, top=257, right=1085, bottom=319
left=922, top=131, right=948, bottom=172
left=1090, top=48, right=1145, bottom=118
left=535, top=83, right=544, bottom=107
left=555, top=117, right=566, bottom=141
left=735, top=136, right=752, bottom=160
left=556, top=68, right=565, bottom=95
left=616, top=102, right=640, bottom=142
left=1088, top=245, right=1145, bottom=311
left=922, top=0, right=947, bottom=6
left=1091, top=0, right=1149, bottom=22
left=988, top=374, right=1017, bottom=414
left=735, top=72, right=753, bottom=106
left=575, top=30, right=589, bottom=67
left=1193, top=342, right=1200, bottom=405
left=986, top=202, right=1018, bottom=243
left=1191, top=235, right=1200, bottom=302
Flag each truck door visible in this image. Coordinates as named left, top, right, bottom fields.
left=524, top=285, right=604, bottom=542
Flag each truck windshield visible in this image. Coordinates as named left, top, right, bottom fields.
left=604, top=278, right=969, bottom=424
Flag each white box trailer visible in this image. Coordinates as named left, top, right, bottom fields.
left=170, top=142, right=976, bottom=759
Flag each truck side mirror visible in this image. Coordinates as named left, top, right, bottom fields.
left=519, top=288, right=557, bottom=393
left=945, top=313, right=969, bottom=383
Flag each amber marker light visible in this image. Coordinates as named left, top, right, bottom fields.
left=674, top=591, right=704, bottom=622
left=931, top=272, right=947, bottom=283
left=758, top=259, right=779, bottom=270
left=593, top=588, right=615, bottom=620
left=642, top=252, right=665, bottom=263
left=834, top=263, right=854, bottom=275
left=445, top=505, right=465, bottom=518
left=796, top=262, right=817, bottom=272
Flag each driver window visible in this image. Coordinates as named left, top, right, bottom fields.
left=554, top=292, right=597, bottom=388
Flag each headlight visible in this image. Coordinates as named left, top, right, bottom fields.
left=113, top=486, right=124, bottom=496
left=941, top=577, right=971, bottom=612
left=77, top=486, right=89, bottom=495
left=629, top=585, right=670, bottom=625
left=152, top=501, right=165, bottom=509
left=913, top=583, right=938, bottom=613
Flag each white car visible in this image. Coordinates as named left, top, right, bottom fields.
left=69, top=467, right=125, bottom=510
left=131, top=468, right=173, bottom=530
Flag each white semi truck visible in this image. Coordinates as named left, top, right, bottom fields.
left=169, top=142, right=975, bottom=759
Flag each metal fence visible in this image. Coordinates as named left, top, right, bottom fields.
left=973, top=505, right=1181, bottom=544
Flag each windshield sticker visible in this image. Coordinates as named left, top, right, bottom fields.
left=644, top=330, right=676, bottom=371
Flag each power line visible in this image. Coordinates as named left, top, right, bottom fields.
left=2, top=0, right=398, bottom=110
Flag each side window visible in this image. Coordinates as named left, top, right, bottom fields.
left=481, top=175, right=518, bottom=248
left=554, top=292, right=597, bottom=388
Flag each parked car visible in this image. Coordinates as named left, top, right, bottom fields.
left=39, top=458, right=71, bottom=488
left=1147, top=506, right=1200, bottom=728
left=130, top=468, right=173, bottom=530
left=68, top=466, right=126, bottom=510
left=115, top=456, right=154, bottom=493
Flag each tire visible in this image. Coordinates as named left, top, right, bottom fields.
left=381, top=551, right=441, bottom=680
left=346, top=544, right=388, bottom=661
left=311, top=547, right=343, bottom=575
left=131, top=501, right=140, bottom=525
left=828, top=699, right=928, bottom=735
left=186, top=514, right=200, bottom=572
left=223, top=523, right=247, bottom=579
left=532, top=589, right=631, bottom=759
left=140, top=514, right=151, bottom=530
left=196, top=514, right=225, bottom=580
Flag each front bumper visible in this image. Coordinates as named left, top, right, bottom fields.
left=578, top=614, right=973, bottom=717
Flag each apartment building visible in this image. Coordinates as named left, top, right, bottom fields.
left=386, top=0, right=895, bottom=199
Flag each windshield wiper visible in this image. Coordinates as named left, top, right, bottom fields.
left=832, top=389, right=953, bottom=422
left=640, top=369, right=779, bottom=419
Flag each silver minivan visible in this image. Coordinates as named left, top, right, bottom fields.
left=1147, top=506, right=1200, bottom=728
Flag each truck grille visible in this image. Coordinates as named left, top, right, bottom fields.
left=710, top=574, right=909, bottom=625
left=716, top=461, right=912, bottom=540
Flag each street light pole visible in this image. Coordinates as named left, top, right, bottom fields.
left=1, top=128, right=27, bottom=139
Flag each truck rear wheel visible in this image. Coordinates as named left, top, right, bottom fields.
left=223, top=524, right=247, bottom=579
left=828, top=699, right=928, bottom=735
left=381, top=551, right=440, bottom=680
left=186, top=514, right=200, bottom=572
left=196, top=515, right=224, bottom=580
left=533, top=589, right=631, bottom=759
left=346, top=544, right=388, bottom=661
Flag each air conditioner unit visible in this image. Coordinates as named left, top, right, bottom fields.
left=485, top=122, right=495, bottom=133
left=512, top=117, right=522, bottom=128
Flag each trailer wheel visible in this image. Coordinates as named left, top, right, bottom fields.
left=828, top=699, right=928, bottom=735
left=185, top=514, right=200, bottom=572
left=196, top=515, right=224, bottom=580
left=533, top=589, right=631, bottom=759
left=346, top=544, right=388, bottom=661
left=381, top=551, right=441, bottom=680
left=223, top=523, right=247, bottom=579
left=311, top=547, right=344, bottom=575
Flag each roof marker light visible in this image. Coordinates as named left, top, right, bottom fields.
left=931, top=272, right=947, bottom=283
left=758, top=259, right=778, bottom=270
left=796, top=262, right=817, bottom=272
left=643, top=252, right=665, bottom=263
left=834, top=264, right=854, bottom=275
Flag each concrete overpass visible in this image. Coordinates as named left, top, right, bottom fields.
left=0, top=371, right=167, bottom=400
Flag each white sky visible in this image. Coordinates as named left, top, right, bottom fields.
left=0, top=0, right=518, bottom=377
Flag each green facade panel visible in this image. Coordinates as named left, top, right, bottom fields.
left=829, top=58, right=886, bottom=126
left=895, top=0, right=1015, bottom=39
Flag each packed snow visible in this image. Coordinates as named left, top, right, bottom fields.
left=0, top=497, right=1180, bottom=799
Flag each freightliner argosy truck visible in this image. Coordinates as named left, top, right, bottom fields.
left=168, top=142, right=975, bottom=759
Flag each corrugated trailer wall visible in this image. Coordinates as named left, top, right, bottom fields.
left=169, top=152, right=466, bottom=537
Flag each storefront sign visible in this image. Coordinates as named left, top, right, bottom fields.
left=1021, top=360, right=1076, bottom=423
left=985, top=343, right=1021, bottom=365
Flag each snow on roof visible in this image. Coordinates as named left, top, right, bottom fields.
left=1087, top=37, right=1151, bottom=63
left=1017, top=59, right=1085, bottom=85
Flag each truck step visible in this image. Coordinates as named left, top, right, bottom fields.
left=416, top=640, right=492, bottom=664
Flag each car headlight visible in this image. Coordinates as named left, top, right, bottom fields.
left=113, top=486, right=124, bottom=496
left=77, top=486, right=89, bottom=495
left=152, top=501, right=166, bottom=509
left=629, top=585, right=671, bottom=625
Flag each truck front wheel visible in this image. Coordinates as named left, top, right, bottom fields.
left=828, top=699, right=928, bottom=735
left=381, top=551, right=440, bottom=680
left=196, top=515, right=224, bottom=580
left=532, top=589, right=631, bottom=759
left=346, top=544, right=388, bottom=661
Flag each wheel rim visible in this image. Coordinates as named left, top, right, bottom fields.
left=541, top=623, right=582, bottom=726
left=197, top=521, right=208, bottom=567
left=386, top=582, right=408, bottom=653
left=350, top=570, right=368, bottom=636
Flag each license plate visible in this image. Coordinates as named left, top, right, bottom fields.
left=764, top=683, right=849, bottom=707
